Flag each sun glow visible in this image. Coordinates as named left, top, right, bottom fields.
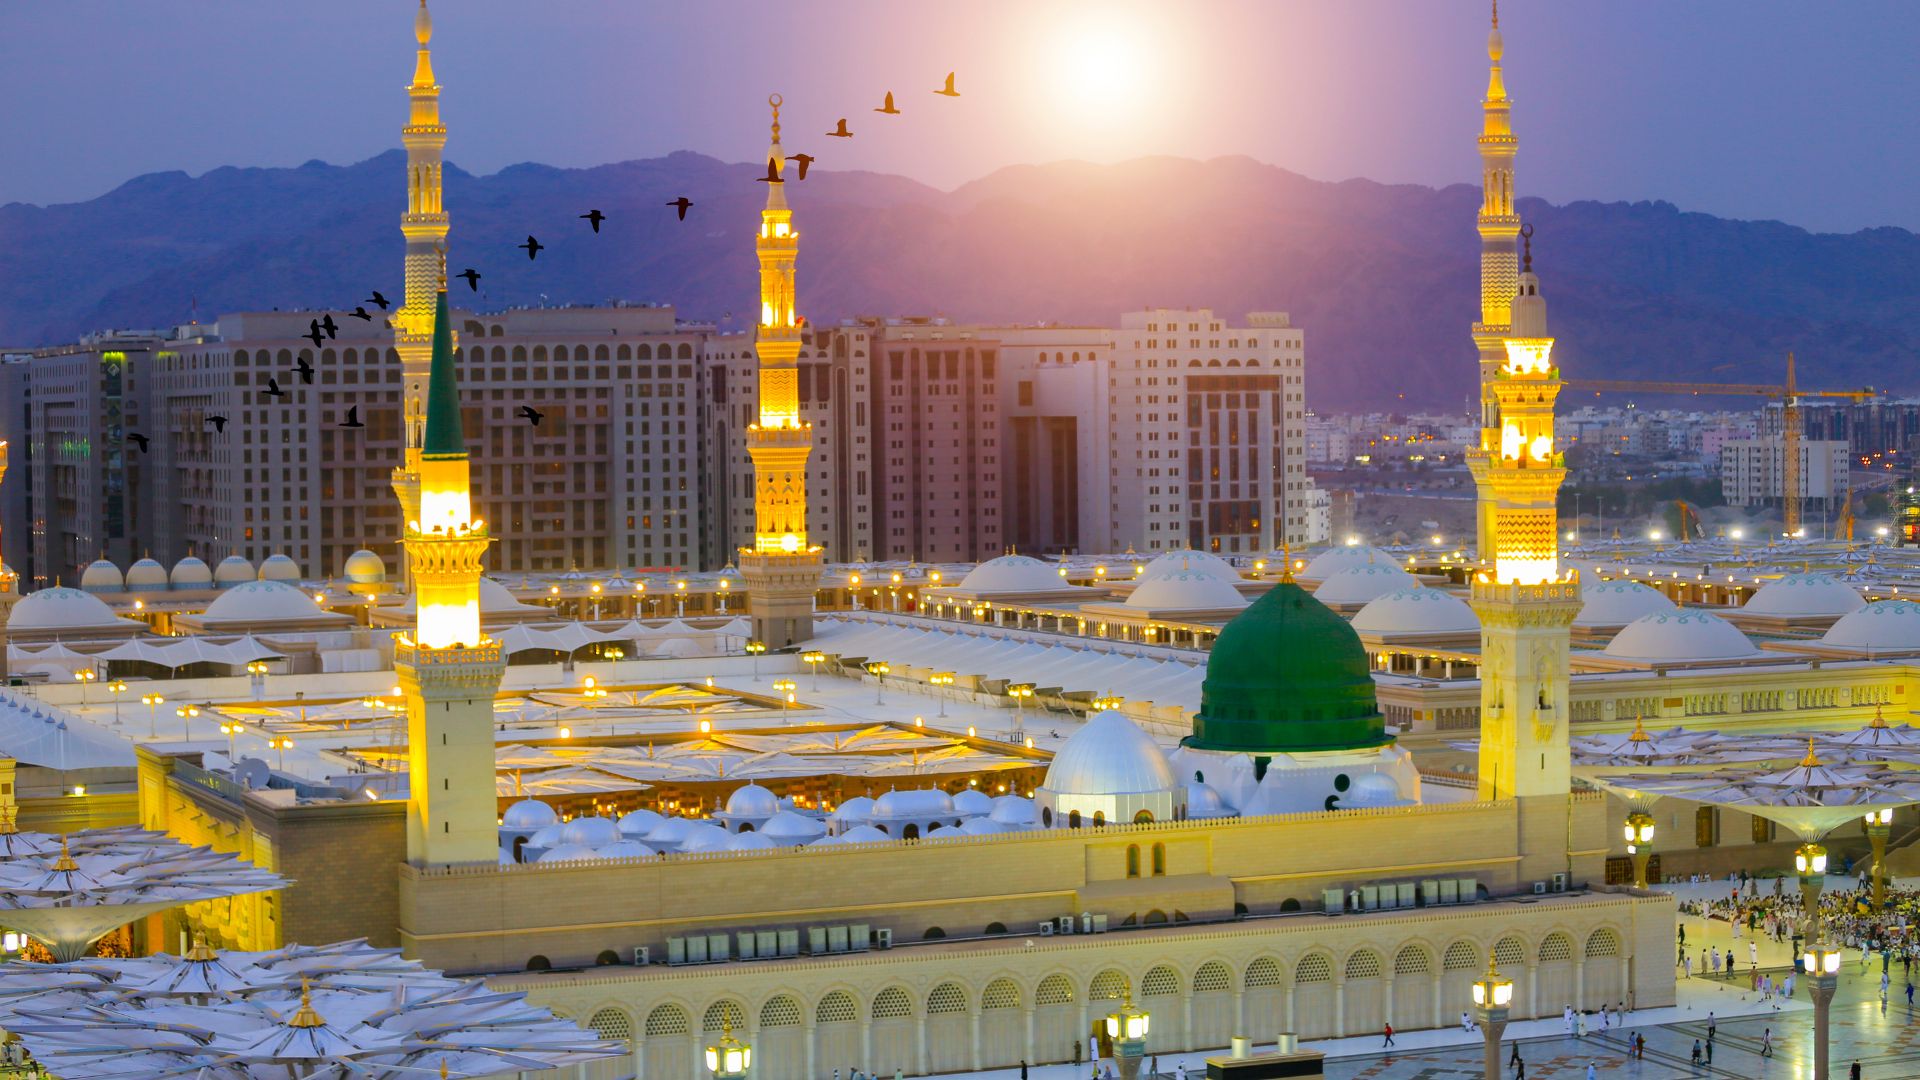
left=1059, top=25, right=1146, bottom=113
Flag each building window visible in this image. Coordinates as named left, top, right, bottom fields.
left=1126, top=845, right=1140, bottom=878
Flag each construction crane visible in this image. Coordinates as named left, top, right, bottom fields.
left=1565, top=353, right=1878, bottom=538
left=1672, top=499, right=1702, bottom=543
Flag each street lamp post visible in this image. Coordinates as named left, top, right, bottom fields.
left=141, top=694, right=165, bottom=739
left=1795, top=841, right=1830, bottom=942
left=866, top=662, right=890, bottom=705
left=705, top=1019, right=752, bottom=1080
left=1470, top=959, right=1514, bottom=1080
left=849, top=574, right=861, bottom=610
left=745, top=639, right=766, bottom=678
left=175, top=704, right=200, bottom=741
left=246, top=660, right=268, bottom=700
left=107, top=680, right=128, bottom=726
left=73, top=668, right=96, bottom=705
left=1865, top=808, right=1894, bottom=911
left=772, top=679, right=796, bottom=723
left=1804, top=941, right=1842, bottom=1080
left=930, top=672, right=955, bottom=717
left=1008, top=683, right=1035, bottom=735
left=218, top=721, right=243, bottom=764
left=1624, top=811, right=1656, bottom=888
left=1103, top=989, right=1150, bottom=1080
left=801, top=650, right=825, bottom=691
left=266, top=736, right=294, bottom=772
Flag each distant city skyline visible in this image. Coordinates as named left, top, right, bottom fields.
left=2, top=0, right=1917, bottom=234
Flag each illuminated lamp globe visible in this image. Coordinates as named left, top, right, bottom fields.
left=780, top=533, right=801, bottom=554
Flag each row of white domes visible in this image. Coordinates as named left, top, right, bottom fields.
left=10, top=579, right=331, bottom=632
left=81, top=554, right=303, bottom=593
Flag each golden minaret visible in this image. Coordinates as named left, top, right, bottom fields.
left=391, top=0, right=453, bottom=552
left=1469, top=231, right=1580, bottom=874
left=397, top=271, right=502, bottom=867
left=1465, top=0, right=1521, bottom=564
left=736, top=95, right=823, bottom=648
left=0, top=440, right=15, bottom=680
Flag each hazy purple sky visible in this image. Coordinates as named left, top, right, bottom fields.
left=4, top=1, right=1916, bottom=233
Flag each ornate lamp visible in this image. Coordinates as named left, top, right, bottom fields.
left=1795, top=841, right=1829, bottom=941
left=801, top=650, right=826, bottom=690
left=1103, top=988, right=1150, bottom=1080
left=705, top=1019, right=752, bottom=1080
left=745, top=639, right=766, bottom=676
left=929, top=672, right=956, bottom=717
left=1865, top=807, right=1894, bottom=911
left=1804, top=941, right=1842, bottom=1080
left=866, top=661, right=890, bottom=705
left=1469, top=958, right=1513, bottom=1080
left=1623, top=811, right=1656, bottom=888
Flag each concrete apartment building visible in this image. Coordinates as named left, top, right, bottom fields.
left=1720, top=437, right=1851, bottom=513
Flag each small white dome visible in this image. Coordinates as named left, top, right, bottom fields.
left=643, top=817, right=696, bottom=845
left=837, top=824, right=892, bottom=844
left=1351, top=588, right=1478, bottom=634
left=829, top=796, right=875, bottom=823
left=214, top=555, right=255, bottom=586
left=8, top=587, right=125, bottom=632
left=502, top=798, right=559, bottom=830
left=1186, top=781, right=1233, bottom=818
left=728, top=831, right=780, bottom=851
left=957, top=817, right=1011, bottom=835
left=808, top=833, right=844, bottom=847
left=79, top=560, right=124, bottom=593
left=1341, top=772, right=1406, bottom=808
left=617, top=807, right=664, bottom=837
left=724, top=783, right=780, bottom=818
left=594, top=839, right=657, bottom=860
left=677, top=823, right=734, bottom=853
left=538, top=843, right=602, bottom=864
left=1042, top=710, right=1176, bottom=796
left=171, top=556, right=213, bottom=589
left=873, top=788, right=955, bottom=818
left=257, top=554, right=302, bottom=582
left=559, top=816, right=620, bottom=848
left=956, top=555, right=1062, bottom=594
left=952, top=789, right=994, bottom=816
left=1301, top=544, right=1396, bottom=580
left=1314, top=563, right=1419, bottom=605
left=1603, top=611, right=1760, bottom=663
left=125, top=558, right=169, bottom=592
left=528, top=824, right=567, bottom=849
left=1743, top=573, right=1866, bottom=618
left=201, top=580, right=324, bottom=623
left=1576, top=579, right=1678, bottom=626
left=989, top=796, right=1037, bottom=825
left=760, top=810, right=827, bottom=841
left=344, top=549, right=387, bottom=584
left=1139, top=549, right=1240, bottom=584
left=1126, top=569, right=1248, bottom=612
left=1822, top=600, right=1920, bottom=651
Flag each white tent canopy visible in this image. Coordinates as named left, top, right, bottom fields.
left=0, top=690, right=135, bottom=770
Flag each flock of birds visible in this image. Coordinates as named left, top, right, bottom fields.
left=131, top=74, right=963, bottom=452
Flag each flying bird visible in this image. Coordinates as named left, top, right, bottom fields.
left=206, top=415, right=229, bottom=433
left=304, top=322, right=326, bottom=348
left=518, top=404, right=545, bottom=427
left=785, top=153, right=814, bottom=181
left=348, top=306, right=374, bottom=321
left=457, top=268, right=482, bottom=292
left=262, top=376, right=288, bottom=400
left=936, top=72, right=959, bottom=97
left=339, top=405, right=364, bottom=429
left=127, top=433, right=150, bottom=453
left=754, top=158, right=784, bottom=184
left=365, top=291, right=390, bottom=311
left=874, top=91, right=900, bottom=115
left=294, top=357, right=315, bottom=384
left=519, top=235, right=543, bottom=260
left=320, top=313, right=338, bottom=339
left=580, top=209, right=605, bottom=233
left=827, top=118, right=853, bottom=138
left=666, top=197, right=693, bottom=220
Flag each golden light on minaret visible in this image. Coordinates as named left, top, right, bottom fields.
left=391, top=0, right=453, bottom=541
left=1465, top=0, right=1521, bottom=564
left=737, top=94, right=825, bottom=647
left=1486, top=229, right=1563, bottom=587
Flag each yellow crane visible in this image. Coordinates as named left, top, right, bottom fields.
left=1566, top=353, right=1878, bottom=537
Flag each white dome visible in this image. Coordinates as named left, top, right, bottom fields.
left=1341, top=773, right=1406, bottom=808
left=677, top=824, right=734, bottom=853
left=1301, top=544, right=1396, bottom=580
left=829, top=796, right=875, bottom=823
left=1140, top=549, right=1239, bottom=584
left=257, top=554, right=302, bottom=582
left=170, top=556, right=213, bottom=589
left=479, top=577, right=532, bottom=613
left=643, top=817, right=696, bottom=845
left=1042, top=710, right=1176, bottom=796
left=1822, top=600, right=1920, bottom=650
left=214, top=555, right=255, bottom=585
left=502, top=798, right=559, bottom=829
left=837, top=824, right=892, bottom=844
left=1125, top=569, right=1248, bottom=612
left=201, top=580, right=323, bottom=623
left=724, top=783, right=780, bottom=818
left=528, top=824, right=566, bottom=849
left=1743, top=573, right=1866, bottom=617
left=1576, top=579, right=1678, bottom=626
left=728, top=831, right=780, bottom=851
left=8, top=587, right=125, bottom=632
left=872, top=788, right=955, bottom=818
left=760, top=810, right=827, bottom=841
left=344, top=549, right=387, bottom=584
left=989, top=796, right=1037, bottom=825
left=1186, top=781, right=1233, bottom=818
left=1603, top=611, right=1760, bottom=663
left=1350, top=588, right=1478, bottom=634
left=537, top=843, right=602, bottom=864
left=79, top=560, right=124, bottom=593
left=125, top=558, right=169, bottom=592
left=956, top=817, right=1011, bottom=835
left=952, top=789, right=994, bottom=816
left=808, top=833, right=844, bottom=847
left=956, top=555, right=1062, bottom=593
left=616, top=807, right=664, bottom=837
left=559, top=816, right=620, bottom=848
left=594, top=839, right=657, bottom=860
left=1314, top=563, right=1419, bottom=605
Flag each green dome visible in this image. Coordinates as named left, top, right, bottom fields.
left=1186, top=579, right=1389, bottom=753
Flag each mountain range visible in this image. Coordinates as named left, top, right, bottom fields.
left=3, top=149, right=1916, bottom=410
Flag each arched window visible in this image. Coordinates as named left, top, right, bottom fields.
left=1151, top=843, right=1166, bottom=877
left=872, top=988, right=912, bottom=1019
left=1585, top=928, right=1622, bottom=958
left=1134, top=809, right=1154, bottom=824
left=1245, top=957, right=1282, bottom=988
left=1092, top=811, right=1105, bottom=827
left=1294, top=955, right=1332, bottom=984
left=588, top=1008, right=632, bottom=1043
left=1126, top=845, right=1140, bottom=878
left=985, top=921, right=1008, bottom=935
left=1344, top=950, right=1382, bottom=980
left=1539, top=932, right=1573, bottom=963
left=815, top=992, right=857, bottom=1025
left=1442, top=941, right=1480, bottom=971
left=645, top=1004, right=689, bottom=1037
left=760, top=996, right=801, bottom=1028
left=903, top=823, right=919, bottom=840
left=525, top=955, right=550, bottom=971
left=1393, top=945, right=1431, bottom=976
left=1068, top=810, right=1081, bottom=829
left=1493, top=937, right=1525, bottom=970
left=1090, top=970, right=1127, bottom=1002
left=1141, top=965, right=1178, bottom=997
left=927, top=983, right=967, bottom=1014
left=922, top=927, right=946, bottom=940
left=982, top=979, right=1020, bottom=1010
left=703, top=1001, right=745, bottom=1033
left=1143, top=910, right=1168, bottom=925
left=1036, top=975, right=1074, bottom=1006
left=595, top=949, right=621, bottom=966
left=1193, top=962, right=1230, bottom=993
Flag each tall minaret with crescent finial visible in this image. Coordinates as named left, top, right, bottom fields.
left=391, top=0, right=453, bottom=560
left=736, top=95, right=823, bottom=648
left=1465, top=0, right=1521, bottom=564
